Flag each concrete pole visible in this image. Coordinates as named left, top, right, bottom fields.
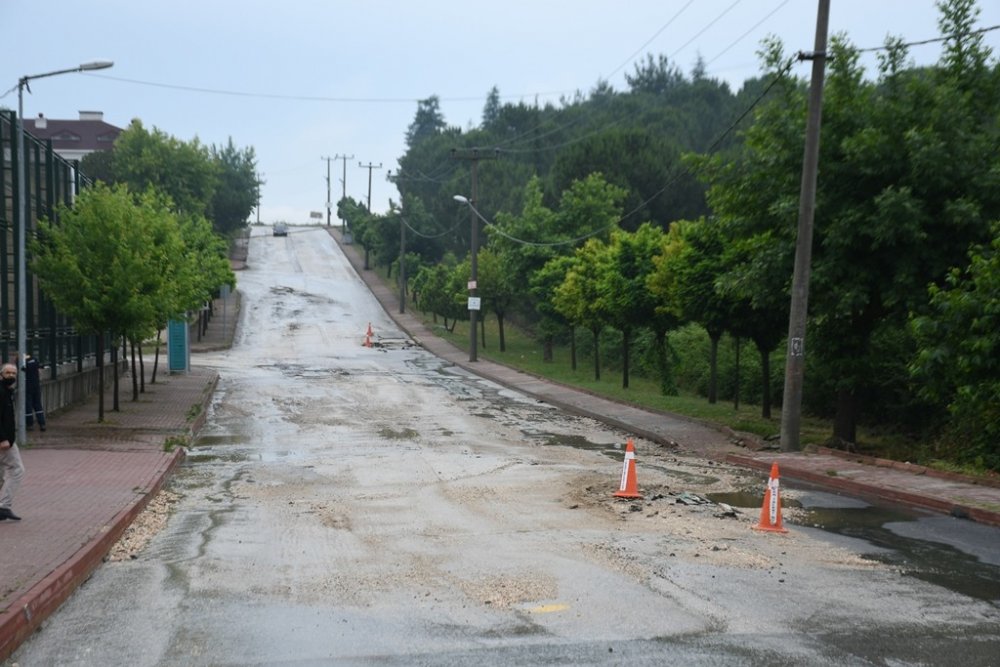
left=780, top=0, right=830, bottom=451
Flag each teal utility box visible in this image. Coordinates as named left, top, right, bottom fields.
left=168, top=319, right=190, bottom=373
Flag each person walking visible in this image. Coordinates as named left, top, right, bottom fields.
left=0, top=362, right=24, bottom=521
left=22, top=353, right=46, bottom=431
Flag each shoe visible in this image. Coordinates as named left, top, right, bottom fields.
left=40, top=426, right=46, bottom=432
left=0, top=507, right=21, bottom=521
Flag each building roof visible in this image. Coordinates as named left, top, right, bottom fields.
left=23, top=111, right=121, bottom=154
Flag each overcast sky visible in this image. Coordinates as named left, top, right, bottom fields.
left=3, top=1, right=999, bottom=224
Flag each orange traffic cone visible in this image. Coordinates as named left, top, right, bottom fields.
left=363, top=322, right=373, bottom=347
left=613, top=439, right=642, bottom=499
left=752, top=462, right=788, bottom=533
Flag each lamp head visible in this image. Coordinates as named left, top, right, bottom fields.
left=453, top=195, right=469, bottom=204
left=80, top=60, right=114, bottom=71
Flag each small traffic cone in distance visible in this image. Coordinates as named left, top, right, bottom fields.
left=752, top=462, right=788, bottom=533
left=613, top=438, right=642, bottom=499
left=363, top=322, right=373, bottom=347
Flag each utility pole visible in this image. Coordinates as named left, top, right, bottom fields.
left=451, top=147, right=499, bottom=362
left=358, top=161, right=382, bottom=212
left=399, top=211, right=406, bottom=314
left=335, top=153, right=354, bottom=237
left=780, top=0, right=830, bottom=452
left=321, top=156, right=334, bottom=226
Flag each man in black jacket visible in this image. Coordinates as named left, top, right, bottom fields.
left=23, top=353, right=46, bottom=431
left=0, top=362, right=24, bottom=521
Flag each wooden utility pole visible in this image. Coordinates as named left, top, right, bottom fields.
left=780, top=0, right=830, bottom=451
left=358, top=161, right=382, bottom=211
left=399, top=213, right=407, bottom=314
left=321, top=156, right=334, bottom=226
left=335, top=153, right=354, bottom=237
left=451, top=148, right=499, bottom=362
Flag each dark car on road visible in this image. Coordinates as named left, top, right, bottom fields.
left=273, top=222, right=289, bottom=237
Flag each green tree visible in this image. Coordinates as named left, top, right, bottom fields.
left=554, top=238, right=610, bottom=381
left=482, top=86, right=502, bottom=127
left=530, top=255, right=576, bottom=364
left=31, top=184, right=165, bottom=421
left=411, top=259, right=464, bottom=330
left=210, top=138, right=259, bottom=235
left=650, top=219, right=734, bottom=403
left=338, top=197, right=375, bottom=268
left=476, top=247, right=517, bottom=352
left=599, top=224, right=665, bottom=389
left=488, top=175, right=563, bottom=341
left=406, top=96, right=448, bottom=148
left=79, top=149, right=115, bottom=185
left=112, top=119, right=220, bottom=217
left=688, top=1, right=1000, bottom=442
left=911, top=223, right=1000, bottom=470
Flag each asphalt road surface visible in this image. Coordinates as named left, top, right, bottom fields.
left=8, top=227, right=999, bottom=666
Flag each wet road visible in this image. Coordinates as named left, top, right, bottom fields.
left=9, top=227, right=1000, bottom=666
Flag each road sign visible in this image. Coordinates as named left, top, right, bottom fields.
left=467, top=297, right=481, bottom=311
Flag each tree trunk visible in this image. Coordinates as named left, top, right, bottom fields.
left=130, top=338, right=139, bottom=401
left=112, top=337, right=120, bottom=412
left=97, top=334, right=105, bottom=423
left=708, top=331, right=720, bottom=404
left=591, top=328, right=600, bottom=381
left=570, top=327, right=577, bottom=371
left=760, top=347, right=772, bottom=419
left=654, top=329, right=677, bottom=396
left=139, top=340, right=145, bottom=393
left=497, top=313, right=506, bottom=352
left=542, top=335, right=553, bottom=363
left=480, top=316, right=486, bottom=350
left=152, top=329, right=161, bottom=384
left=834, top=387, right=858, bottom=444
left=621, top=328, right=631, bottom=389
left=733, top=336, right=740, bottom=411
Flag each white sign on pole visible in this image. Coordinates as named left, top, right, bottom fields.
left=467, top=297, right=481, bottom=311
left=467, top=280, right=477, bottom=290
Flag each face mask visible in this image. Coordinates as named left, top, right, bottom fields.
left=2, top=378, right=15, bottom=387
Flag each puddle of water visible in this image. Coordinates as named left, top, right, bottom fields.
left=379, top=427, right=419, bottom=440
left=193, top=434, right=250, bottom=447
left=800, top=504, right=1000, bottom=606
left=542, top=434, right=616, bottom=451
left=185, top=451, right=250, bottom=464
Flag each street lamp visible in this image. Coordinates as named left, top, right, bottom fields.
left=453, top=194, right=480, bottom=362
left=16, top=59, right=113, bottom=444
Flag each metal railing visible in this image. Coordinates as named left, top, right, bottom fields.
left=0, top=109, right=107, bottom=379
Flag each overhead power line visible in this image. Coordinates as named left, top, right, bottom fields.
left=87, top=74, right=574, bottom=105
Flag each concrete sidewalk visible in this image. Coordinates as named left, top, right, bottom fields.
left=327, top=226, right=1000, bottom=529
